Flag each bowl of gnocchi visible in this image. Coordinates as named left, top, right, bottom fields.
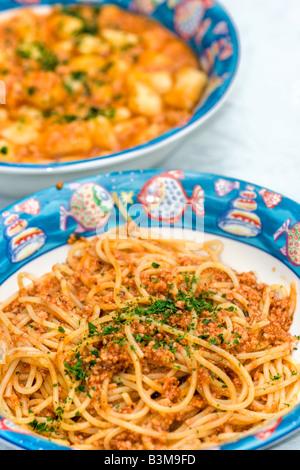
left=0, top=0, right=239, bottom=197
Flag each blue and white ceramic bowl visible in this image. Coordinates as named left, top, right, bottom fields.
left=0, top=169, right=300, bottom=450
left=0, top=0, right=240, bottom=197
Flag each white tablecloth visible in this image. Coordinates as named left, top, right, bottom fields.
left=0, top=0, right=300, bottom=450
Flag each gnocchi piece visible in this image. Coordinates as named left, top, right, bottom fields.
left=76, top=35, right=110, bottom=55
left=0, top=49, right=7, bottom=65
left=131, top=123, right=162, bottom=146
left=88, top=116, right=118, bottom=151
left=164, top=66, right=207, bottom=110
left=163, top=42, right=199, bottom=69
left=1, top=120, right=39, bottom=145
left=128, top=82, right=162, bottom=117
left=0, top=109, right=8, bottom=122
left=144, top=71, right=173, bottom=95
left=113, top=107, right=132, bottom=122
left=137, top=50, right=172, bottom=70
left=3, top=78, right=23, bottom=109
left=0, top=138, right=15, bottom=160
left=141, top=28, right=170, bottom=51
left=53, top=40, right=74, bottom=57
left=48, top=14, right=83, bottom=39
left=42, top=122, right=93, bottom=156
left=69, top=55, right=106, bottom=75
left=107, top=59, right=130, bottom=78
left=126, top=70, right=172, bottom=95
left=101, top=28, right=139, bottom=49
left=16, top=106, right=43, bottom=128
left=90, top=85, right=113, bottom=106
left=63, top=76, right=84, bottom=94
left=113, top=116, right=148, bottom=142
left=13, top=10, right=40, bottom=41
left=98, top=4, right=150, bottom=34
left=16, top=41, right=41, bottom=61
left=23, top=71, right=67, bottom=109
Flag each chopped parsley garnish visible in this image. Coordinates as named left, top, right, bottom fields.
left=151, top=262, right=160, bottom=269
left=100, top=61, right=114, bottom=73
left=63, top=82, right=74, bottom=94
left=88, top=322, right=98, bottom=336
left=59, top=114, right=78, bottom=123
left=208, top=338, right=218, bottom=345
left=28, top=419, right=56, bottom=435
left=60, top=6, right=98, bottom=35
left=102, top=325, right=119, bottom=336
left=0, top=146, right=8, bottom=155
left=27, top=86, right=37, bottom=95
left=270, top=374, right=282, bottom=381
left=64, top=358, right=88, bottom=382
left=70, top=70, right=87, bottom=81
left=84, top=106, right=116, bottom=120
left=16, top=41, right=59, bottom=71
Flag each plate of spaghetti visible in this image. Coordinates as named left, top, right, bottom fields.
left=0, top=0, right=239, bottom=197
left=0, top=169, right=300, bottom=450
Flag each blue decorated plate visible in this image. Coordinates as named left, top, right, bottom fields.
left=0, top=169, right=299, bottom=450
left=0, top=0, right=240, bottom=197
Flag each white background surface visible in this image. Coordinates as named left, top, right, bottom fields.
left=0, top=0, right=300, bottom=450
